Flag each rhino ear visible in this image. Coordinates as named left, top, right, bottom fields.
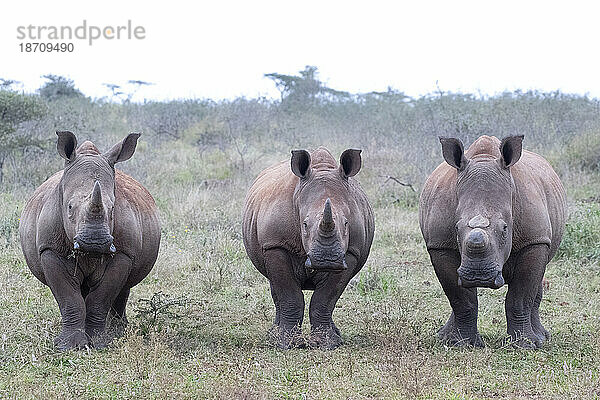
left=56, top=131, right=77, bottom=162
left=499, top=135, right=524, bottom=169
left=291, top=150, right=311, bottom=179
left=104, top=133, right=141, bottom=166
left=439, top=137, right=468, bottom=171
left=339, top=149, right=362, bottom=178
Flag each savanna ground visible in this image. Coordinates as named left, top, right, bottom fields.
left=1, top=73, right=600, bottom=398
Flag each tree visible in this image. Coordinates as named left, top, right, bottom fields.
left=103, top=80, right=153, bottom=103
left=38, top=75, right=84, bottom=101
left=0, top=90, right=47, bottom=183
left=0, top=79, right=20, bottom=90
left=265, top=65, right=349, bottom=108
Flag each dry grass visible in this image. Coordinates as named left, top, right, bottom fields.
left=1, top=92, right=600, bottom=398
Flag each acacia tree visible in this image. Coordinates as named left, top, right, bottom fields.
left=0, top=90, right=47, bottom=184
left=39, top=75, right=84, bottom=101
left=265, top=65, right=349, bottom=108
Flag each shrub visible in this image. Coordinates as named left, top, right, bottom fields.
left=557, top=202, right=600, bottom=261
left=564, top=129, right=600, bottom=171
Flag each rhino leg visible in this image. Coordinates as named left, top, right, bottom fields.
left=505, top=244, right=549, bottom=349
left=264, top=248, right=305, bottom=349
left=84, top=253, right=132, bottom=347
left=40, top=250, right=89, bottom=351
left=107, top=287, right=130, bottom=337
left=531, top=284, right=550, bottom=342
left=307, top=255, right=357, bottom=350
left=109, top=286, right=130, bottom=321
left=429, top=249, right=483, bottom=347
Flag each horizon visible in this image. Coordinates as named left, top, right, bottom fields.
left=2, top=1, right=600, bottom=103
left=4, top=71, right=599, bottom=104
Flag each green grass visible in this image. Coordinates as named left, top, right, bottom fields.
left=2, top=90, right=600, bottom=398
left=2, top=172, right=600, bottom=398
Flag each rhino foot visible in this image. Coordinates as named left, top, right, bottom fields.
left=54, top=329, right=90, bottom=351
left=438, top=323, right=484, bottom=348
left=509, top=330, right=548, bottom=350
left=308, top=325, right=343, bottom=350
left=533, top=324, right=551, bottom=343
left=268, top=325, right=305, bottom=350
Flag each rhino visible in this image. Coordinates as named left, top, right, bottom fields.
left=243, top=147, right=374, bottom=349
left=19, top=131, right=161, bottom=350
left=419, top=135, right=566, bottom=349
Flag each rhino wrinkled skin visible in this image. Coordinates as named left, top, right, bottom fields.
left=243, top=147, right=374, bottom=349
left=19, top=131, right=160, bottom=350
left=419, top=135, right=566, bottom=349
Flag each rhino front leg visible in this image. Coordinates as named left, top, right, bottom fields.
left=84, top=253, right=132, bottom=347
left=264, top=248, right=305, bottom=349
left=505, top=244, right=549, bottom=349
left=40, top=250, right=89, bottom=350
left=307, top=254, right=357, bottom=350
left=429, top=249, right=483, bottom=347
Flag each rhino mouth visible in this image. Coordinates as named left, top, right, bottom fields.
left=305, top=255, right=348, bottom=273
left=457, top=262, right=504, bottom=289
left=73, top=232, right=116, bottom=256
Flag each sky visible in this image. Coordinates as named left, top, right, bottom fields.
left=1, top=0, right=599, bottom=102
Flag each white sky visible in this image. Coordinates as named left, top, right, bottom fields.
left=1, top=0, right=599, bottom=101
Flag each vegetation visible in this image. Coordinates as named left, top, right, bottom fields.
left=1, top=70, right=599, bottom=398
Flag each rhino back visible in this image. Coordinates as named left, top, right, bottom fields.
left=242, top=161, right=301, bottom=274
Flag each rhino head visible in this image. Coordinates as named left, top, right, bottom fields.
left=290, top=148, right=362, bottom=272
left=440, top=135, right=524, bottom=289
left=56, top=131, right=140, bottom=256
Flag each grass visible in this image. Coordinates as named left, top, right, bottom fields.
left=2, top=89, right=600, bottom=398
left=1, top=157, right=600, bottom=399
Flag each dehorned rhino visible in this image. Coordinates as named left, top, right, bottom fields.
left=19, top=131, right=161, bottom=350
left=419, top=135, right=566, bottom=349
left=243, top=147, right=374, bottom=349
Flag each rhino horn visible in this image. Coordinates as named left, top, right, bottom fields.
left=90, top=181, right=103, bottom=210
left=319, top=198, right=335, bottom=233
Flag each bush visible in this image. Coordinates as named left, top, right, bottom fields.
left=564, top=129, right=600, bottom=171
left=557, top=202, right=600, bottom=261
left=38, top=75, right=84, bottom=101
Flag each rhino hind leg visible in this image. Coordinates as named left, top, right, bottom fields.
left=264, top=249, right=305, bottom=349
left=530, top=285, right=550, bottom=342
left=429, top=249, right=483, bottom=347
left=107, top=287, right=130, bottom=337
left=505, top=244, right=549, bottom=349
